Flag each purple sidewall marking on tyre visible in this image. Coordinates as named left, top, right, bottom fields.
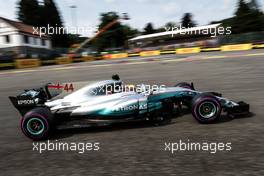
left=193, top=97, right=221, bottom=122
left=193, top=97, right=221, bottom=121
left=21, top=113, right=49, bottom=140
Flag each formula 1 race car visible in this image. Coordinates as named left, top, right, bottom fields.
left=9, top=75, right=249, bottom=140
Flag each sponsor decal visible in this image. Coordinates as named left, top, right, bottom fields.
left=48, top=83, right=74, bottom=92
left=112, top=104, right=148, bottom=112
left=17, top=99, right=35, bottom=105
left=113, top=105, right=138, bottom=111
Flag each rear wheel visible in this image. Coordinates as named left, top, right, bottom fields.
left=21, top=107, right=54, bottom=140
left=191, top=93, right=222, bottom=123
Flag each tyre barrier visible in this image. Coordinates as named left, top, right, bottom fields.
left=102, top=53, right=128, bottom=59
left=128, top=53, right=140, bottom=57
left=201, top=48, right=221, bottom=52
left=111, top=53, right=129, bottom=59
left=15, top=59, right=41, bottom=69
left=139, top=50, right=160, bottom=57
left=160, top=50, right=176, bottom=54
left=55, top=57, right=72, bottom=65
left=176, top=47, right=201, bottom=54
left=221, top=44, right=253, bottom=52
left=0, top=62, right=15, bottom=69
left=0, top=43, right=263, bottom=70
left=82, top=56, right=95, bottom=62
left=253, top=44, right=264, bottom=49
left=41, top=60, right=56, bottom=66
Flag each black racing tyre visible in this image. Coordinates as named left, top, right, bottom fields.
left=191, top=93, right=222, bottom=124
left=175, top=82, right=195, bottom=90
left=20, top=107, right=54, bottom=140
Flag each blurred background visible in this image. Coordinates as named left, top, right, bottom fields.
left=0, top=0, right=263, bottom=64
left=1, top=1, right=264, bottom=175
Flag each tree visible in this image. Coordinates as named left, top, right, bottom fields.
left=123, top=25, right=140, bottom=38
left=235, top=0, right=251, bottom=17
left=17, top=0, right=41, bottom=26
left=17, top=0, right=70, bottom=47
left=248, top=0, right=259, bottom=10
left=155, top=22, right=178, bottom=33
left=93, top=12, right=137, bottom=51
left=42, top=0, right=68, bottom=47
left=94, top=12, right=123, bottom=51
left=68, top=34, right=87, bottom=45
left=42, top=0, right=63, bottom=27
left=181, top=13, right=196, bottom=28
left=143, top=23, right=155, bottom=34
left=232, top=0, right=264, bottom=33
left=165, top=22, right=178, bottom=29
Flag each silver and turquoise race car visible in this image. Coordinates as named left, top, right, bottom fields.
left=9, top=75, right=249, bottom=140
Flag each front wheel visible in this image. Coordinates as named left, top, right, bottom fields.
left=21, top=107, right=54, bottom=140
left=191, top=94, right=222, bottom=123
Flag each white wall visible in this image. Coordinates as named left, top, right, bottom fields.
left=22, top=35, right=51, bottom=49
left=0, top=34, right=52, bottom=49
left=0, top=33, right=20, bottom=48
left=0, top=20, right=51, bottom=49
left=0, top=20, right=15, bottom=34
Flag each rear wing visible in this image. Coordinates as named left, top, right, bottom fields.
left=9, top=83, right=62, bottom=115
left=9, top=96, right=37, bottom=115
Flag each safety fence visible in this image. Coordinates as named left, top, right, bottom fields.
left=0, top=43, right=263, bottom=70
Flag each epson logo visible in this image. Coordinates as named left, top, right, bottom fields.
left=17, top=100, right=35, bottom=105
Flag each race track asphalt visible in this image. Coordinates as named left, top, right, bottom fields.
left=0, top=49, right=264, bottom=176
